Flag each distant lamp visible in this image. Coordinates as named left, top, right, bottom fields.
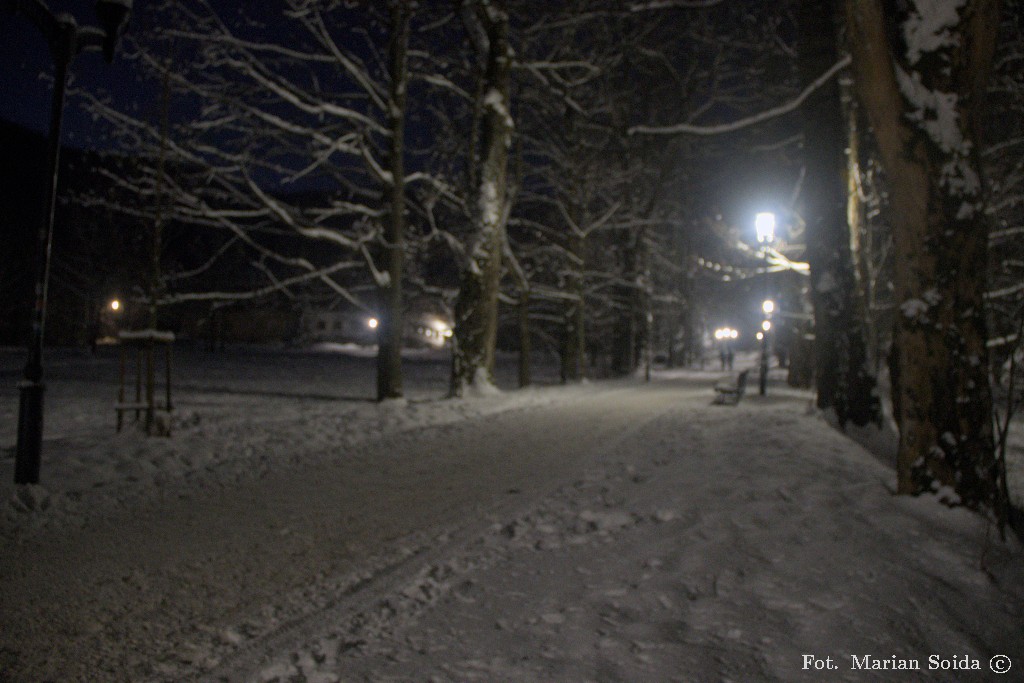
left=755, top=212, right=776, bottom=244
left=109, top=299, right=121, bottom=312
left=762, top=320, right=772, bottom=332
left=714, top=327, right=734, bottom=341
left=762, top=299, right=775, bottom=316
left=756, top=331, right=764, bottom=341
left=367, top=317, right=379, bottom=329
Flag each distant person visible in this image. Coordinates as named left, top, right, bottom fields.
left=726, top=347, right=734, bottom=370
left=88, top=319, right=100, bottom=355
left=720, top=348, right=727, bottom=370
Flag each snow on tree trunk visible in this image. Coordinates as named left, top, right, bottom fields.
left=451, top=2, right=513, bottom=397
left=845, top=0, right=1002, bottom=510
left=377, top=2, right=411, bottom=401
left=797, top=0, right=879, bottom=428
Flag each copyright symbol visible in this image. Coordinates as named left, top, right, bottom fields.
left=990, top=655, right=1012, bottom=674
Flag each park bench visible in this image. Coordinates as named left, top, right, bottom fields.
left=713, top=369, right=749, bottom=405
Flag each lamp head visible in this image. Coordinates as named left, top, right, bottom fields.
left=95, top=0, right=131, bottom=62
left=755, top=212, right=776, bottom=244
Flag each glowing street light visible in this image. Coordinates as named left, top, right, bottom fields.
left=762, top=299, right=775, bottom=316
left=367, top=317, right=379, bottom=329
left=713, top=327, right=738, bottom=341
left=762, top=320, right=772, bottom=332
left=755, top=212, right=776, bottom=244
left=110, top=299, right=121, bottom=312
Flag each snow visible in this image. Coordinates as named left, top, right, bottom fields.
left=118, top=329, right=177, bottom=343
left=895, top=66, right=965, bottom=155
left=1, top=347, right=1022, bottom=682
left=900, top=297, right=929, bottom=320
left=902, top=0, right=966, bottom=65
left=483, top=87, right=514, bottom=130
left=478, top=178, right=501, bottom=228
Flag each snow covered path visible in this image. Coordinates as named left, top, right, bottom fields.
left=2, top=369, right=1023, bottom=682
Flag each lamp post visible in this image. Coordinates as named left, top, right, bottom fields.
left=10, top=0, right=132, bottom=485
left=754, top=211, right=777, bottom=396
left=759, top=299, right=775, bottom=395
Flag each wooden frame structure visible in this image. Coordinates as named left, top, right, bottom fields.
left=116, top=329, right=175, bottom=435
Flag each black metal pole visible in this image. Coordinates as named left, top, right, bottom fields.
left=759, top=333, right=768, bottom=396
left=14, top=20, right=74, bottom=485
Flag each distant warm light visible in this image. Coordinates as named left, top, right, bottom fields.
left=762, top=320, right=772, bottom=332
left=109, top=299, right=121, bottom=312
left=714, top=327, right=738, bottom=341
left=755, top=212, right=776, bottom=244
left=756, top=331, right=764, bottom=341
left=762, top=299, right=775, bottom=315
left=367, top=317, right=379, bottom=329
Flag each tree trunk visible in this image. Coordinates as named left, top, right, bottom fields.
left=451, top=2, right=513, bottom=396
left=518, top=290, right=531, bottom=387
left=844, top=0, right=1001, bottom=510
left=376, top=2, right=411, bottom=401
left=797, top=0, right=878, bottom=428
left=561, top=229, right=585, bottom=383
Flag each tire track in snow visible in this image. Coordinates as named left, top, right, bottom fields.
left=197, top=381, right=697, bottom=683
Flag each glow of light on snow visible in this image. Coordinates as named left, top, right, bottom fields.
left=902, top=0, right=966, bottom=65
left=4, top=349, right=1022, bottom=682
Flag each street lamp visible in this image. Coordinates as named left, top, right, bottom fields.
left=11, top=0, right=132, bottom=485
left=755, top=212, right=776, bottom=245
left=754, top=214, right=777, bottom=393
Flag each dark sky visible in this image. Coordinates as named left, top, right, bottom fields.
left=1, top=1, right=153, bottom=145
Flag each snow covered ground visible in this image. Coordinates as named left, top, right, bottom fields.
left=1, top=345, right=1022, bottom=682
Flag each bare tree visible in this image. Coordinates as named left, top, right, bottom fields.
left=844, top=0, right=1002, bottom=511
left=449, top=0, right=514, bottom=396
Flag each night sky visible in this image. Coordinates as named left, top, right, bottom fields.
left=0, top=0, right=145, bottom=143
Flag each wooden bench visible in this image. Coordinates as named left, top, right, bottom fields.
left=713, top=369, right=749, bottom=405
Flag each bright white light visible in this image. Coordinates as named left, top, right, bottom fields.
left=715, top=327, right=738, bottom=341
left=756, top=331, right=764, bottom=341
left=110, top=299, right=121, bottom=312
left=762, top=299, right=775, bottom=315
left=755, top=212, right=776, bottom=244
left=761, top=320, right=772, bottom=332
left=367, top=317, right=379, bottom=329
left=443, top=329, right=452, bottom=338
